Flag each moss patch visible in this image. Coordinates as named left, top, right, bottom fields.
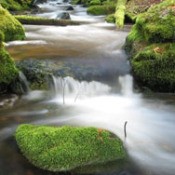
left=15, top=124, right=126, bottom=172
left=114, top=0, right=127, bottom=28
left=87, top=4, right=115, bottom=15
left=0, top=0, right=33, bottom=11
left=0, top=7, right=25, bottom=41
left=132, top=43, right=175, bottom=92
left=0, top=44, right=19, bottom=93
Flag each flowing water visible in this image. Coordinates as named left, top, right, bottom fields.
left=1, top=1, right=175, bottom=175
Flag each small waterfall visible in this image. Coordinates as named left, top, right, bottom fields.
left=18, top=71, right=30, bottom=94
left=51, top=76, right=111, bottom=104
left=119, top=75, right=134, bottom=97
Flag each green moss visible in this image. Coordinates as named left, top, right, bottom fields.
left=87, top=4, right=115, bottom=15
left=105, top=14, right=115, bottom=23
left=132, top=43, right=175, bottom=92
left=0, top=45, right=19, bottom=87
left=0, top=7, right=25, bottom=41
left=89, top=0, right=101, bottom=6
left=15, top=15, right=80, bottom=26
left=15, top=124, right=126, bottom=172
left=114, top=0, right=127, bottom=28
left=0, top=31, right=4, bottom=42
left=0, top=0, right=33, bottom=11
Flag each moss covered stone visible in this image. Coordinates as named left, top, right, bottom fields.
left=0, top=6, right=25, bottom=41
left=132, top=43, right=175, bottom=92
left=0, top=44, right=19, bottom=93
left=125, top=0, right=175, bottom=92
left=15, top=124, right=126, bottom=172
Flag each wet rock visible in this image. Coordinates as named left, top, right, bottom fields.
left=0, top=94, right=18, bottom=109
left=63, top=0, right=69, bottom=3
left=56, top=12, right=71, bottom=19
left=65, top=6, right=74, bottom=11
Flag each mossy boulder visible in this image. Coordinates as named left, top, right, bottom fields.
left=125, top=0, right=175, bottom=92
left=132, top=43, right=175, bottom=92
left=15, top=124, right=126, bottom=172
left=0, top=44, right=19, bottom=93
left=0, top=6, right=25, bottom=41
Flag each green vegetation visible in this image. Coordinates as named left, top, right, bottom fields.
left=125, top=0, right=162, bottom=20
left=0, top=0, right=33, bottom=11
left=0, top=7, right=25, bottom=41
left=16, top=124, right=126, bottom=172
left=105, top=13, right=115, bottom=23
left=0, top=43, right=19, bottom=93
left=87, top=4, right=115, bottom=15
left=125, top=0, right=175, bottom=92
left=114, top=0, right=127, bottom=28
left=15, top=15, right=80, bottom=26
left=0, top=6, right=23, bottom=93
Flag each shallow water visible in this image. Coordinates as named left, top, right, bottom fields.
left=1, top=0, right=175, bottom=175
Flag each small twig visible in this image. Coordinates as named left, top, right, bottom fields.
left=124, top=121, right=128, bottom=140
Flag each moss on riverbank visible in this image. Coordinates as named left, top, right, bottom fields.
left=0, top=6, right=25, bottom=94
left=0, top=43, right=19, bottom=93
left=16, top=124, right=126, bottom=172
left=0, top=6, right=25, bottom=41
left=87, top=4, right=115, bottom=15
left=125, top=0, right=175, bottom=92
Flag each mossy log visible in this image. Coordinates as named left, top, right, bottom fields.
left=15, top=124, right=126, bottom=172
left=114, top=0, right=127, bottom=28
left=15, top=15, right=82, bottom=26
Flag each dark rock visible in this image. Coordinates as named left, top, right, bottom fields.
left=65, top=6, right=74, bottom=11
left=63, top=0, right=69, bottom=3
left=56, top=12, right=71, bottom=20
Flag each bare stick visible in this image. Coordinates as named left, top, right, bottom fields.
left=124, top=121, right=128, bottom=140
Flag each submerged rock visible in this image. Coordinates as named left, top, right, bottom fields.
left=56, top=12, right=71, bottom=19
left=125, top=0, right=175, bottom=92
left=64, top=5, right=74, bottom=11
left=15, top=124, right=126, bottom=172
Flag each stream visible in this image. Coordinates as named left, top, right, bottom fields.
left=1, top=0, right=175, bottom=175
